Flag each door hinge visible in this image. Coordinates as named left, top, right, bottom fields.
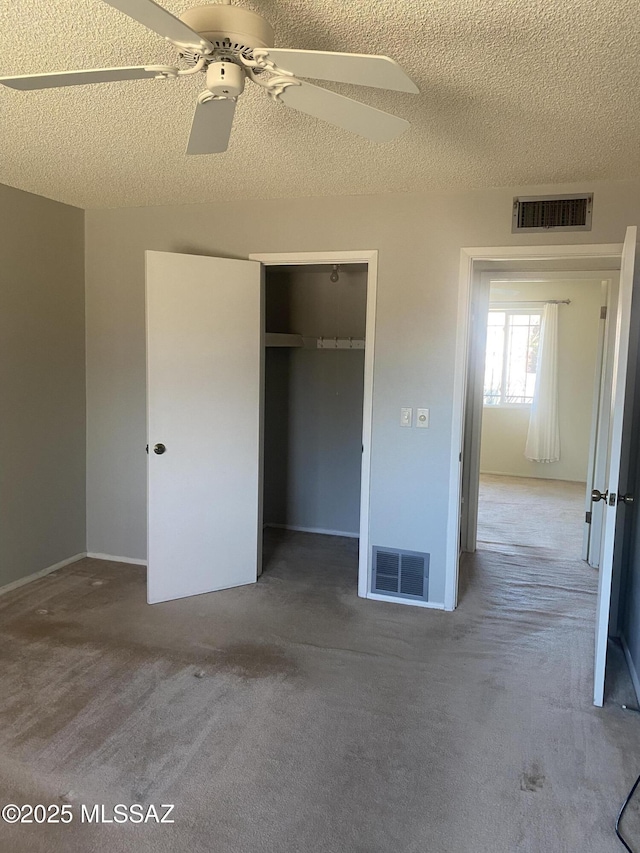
left=600, top=305, right=607, bottom=320
left=585, top=511, right=592, bottom=524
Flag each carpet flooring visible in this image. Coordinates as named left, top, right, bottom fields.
left=477, top=473, right=587, bottom=555
left=0, top=513, right=639, bottom=851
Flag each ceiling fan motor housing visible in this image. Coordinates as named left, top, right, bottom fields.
left=179, top=4, right=275, bottom=52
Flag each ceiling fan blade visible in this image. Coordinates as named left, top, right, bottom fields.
left=187, top=97, right=237, bottom=155
left=279, top=81, right=410, bottom=143
left=0, top=65, right=176, bottom=90
left=103, top=0, right=214, bottom=53
left=257, top=49, right=418, bottom=94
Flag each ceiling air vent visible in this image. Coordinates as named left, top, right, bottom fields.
left=512, top=193, right=593, bottom=233
left=372, top=547, right=430, bottom=601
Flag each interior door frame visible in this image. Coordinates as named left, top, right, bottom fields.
left=459, top=271, right=492, bottom=554
left=250, top=250, right=377, bottom=600
left=447, top=242, right=625, bottom=612
left=459, top=269, right=617, bottom=558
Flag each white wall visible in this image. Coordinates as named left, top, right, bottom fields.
left=0, top=183, right=85, bottom=587
left=480, top=278, right=604, bottom=482
left=85, top=178, right=640, bottom=605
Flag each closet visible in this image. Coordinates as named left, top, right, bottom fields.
left=146, top=250, right=375, bottom=604
left=262, top=263, right=368, bottom=547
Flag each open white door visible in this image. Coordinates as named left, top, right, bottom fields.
left=146, top=251, right=263, bottom=604
left=593, top=227, right=637, bottom=706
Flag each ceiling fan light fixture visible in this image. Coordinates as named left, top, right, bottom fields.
left=205, top=60, right=245, bottom=97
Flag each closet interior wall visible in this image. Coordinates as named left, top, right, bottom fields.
left=264, top=264, right=367, bottom=538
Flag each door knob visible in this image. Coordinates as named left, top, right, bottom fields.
left=617, top=492, right=634, bottom=506
left=153, top=443, right=166, bottom=455
left=591, top=488, right=608, bottom=502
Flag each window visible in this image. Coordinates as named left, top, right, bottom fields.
left=484, top=310, right=541, bottom=406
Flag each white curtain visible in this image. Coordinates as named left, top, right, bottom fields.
left=525, top=303, right=560, bottom=463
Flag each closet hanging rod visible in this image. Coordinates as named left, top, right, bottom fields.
left=264, top=333, right=365, bottom=349
left=316, top=336, right=365, bottom=350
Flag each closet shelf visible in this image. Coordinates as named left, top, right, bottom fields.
left=265, top=333, right=365, bottom=350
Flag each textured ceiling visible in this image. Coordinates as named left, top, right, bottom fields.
left=0, top=0, right=639, bottom=209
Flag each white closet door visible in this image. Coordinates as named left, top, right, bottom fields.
left=146, top=251, right=263, bottom=604
left=593, top=226, right=637, bottom=705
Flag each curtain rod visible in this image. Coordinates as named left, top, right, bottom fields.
left=493, top=299, right=571, bottom=305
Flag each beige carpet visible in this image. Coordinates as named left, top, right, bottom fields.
left=0, top=526, right=638, bottom=852
left=478, top=473, right=587, bottom=555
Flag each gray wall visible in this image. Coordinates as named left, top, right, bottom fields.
left=0, top=183, right=85, bottom=586
left=263, top=265, right=366, bottom=535
left=85, top=177, right=640, bottom=605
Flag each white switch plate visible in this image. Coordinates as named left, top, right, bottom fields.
left=416, top=408, right=430, bottom=428
left=400, top=407, right=413, bottom=427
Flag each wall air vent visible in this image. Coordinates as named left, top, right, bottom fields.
left=372, top=547, right=430, bottom=601
left=512, top=193, right=593, bottom=233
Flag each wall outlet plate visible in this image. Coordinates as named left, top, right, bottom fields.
left=416, top=408, right=429, bottom=428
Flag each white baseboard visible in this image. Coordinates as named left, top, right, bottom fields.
left=366, top=592, right=445, bottom=610
left=86, top=552, right=147, bottom=566
left=0, top=553, right=86, bottom=597
left=480, top=469, right=585, bottom=484
left=264, top=523, right=359, bottom=539
left=480, top=469, right=533, bottom=477
left=621, top=634, right=640, bottom=705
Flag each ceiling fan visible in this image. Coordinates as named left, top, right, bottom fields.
left=0, top=0, right=419, bottom=154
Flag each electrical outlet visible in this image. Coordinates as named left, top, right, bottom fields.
left=416, top=408, right=430, bottom=428
left=400, top=407, right=413, bottom=427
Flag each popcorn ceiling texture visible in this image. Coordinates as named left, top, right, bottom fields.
left=0, top=0, right=639, bottom=209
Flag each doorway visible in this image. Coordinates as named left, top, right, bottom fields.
left=447, top=233, right=639, bottom=706
left=471, top=272, right=615, bottom=563
left=251, top=251, right=378, bottom=599
left=261, top=262, right=367, bottom=584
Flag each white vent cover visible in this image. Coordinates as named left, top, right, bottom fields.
left=512, top=193, right=593, bottom=232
